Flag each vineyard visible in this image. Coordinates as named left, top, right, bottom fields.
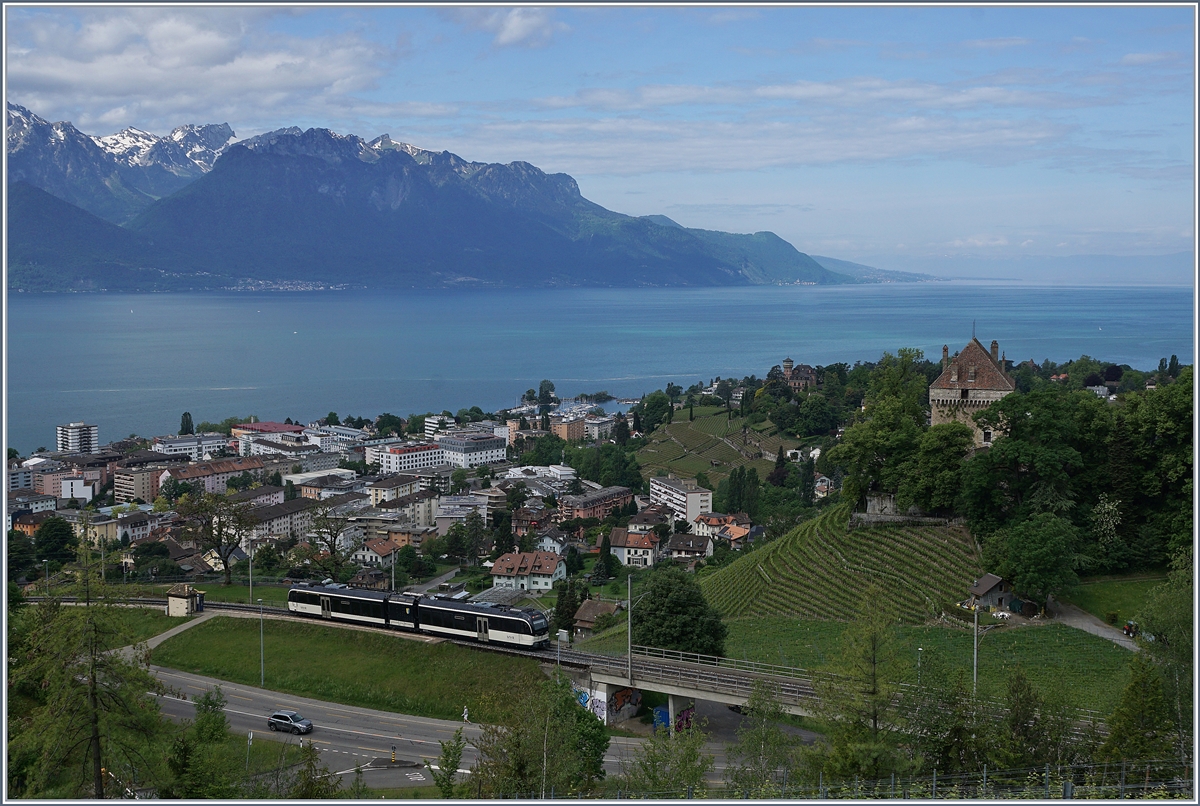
left=700, top=505, right=984, bottom=622
left=635, top=407, right=788, bottom=485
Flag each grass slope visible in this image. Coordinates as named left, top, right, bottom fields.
left=636, top=407, right=785, bottom=484
left=699, top=506, right=984, bottom=622
left=151, top=616, right=545, bottom=722
left=1061, top=575, right=1167, bottom=627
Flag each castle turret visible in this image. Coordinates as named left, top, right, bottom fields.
left=782, top=357, right=794, bottom=375
left=942, top=344, right=949, bottom=369
left=990, top=340, right=999, bottom=363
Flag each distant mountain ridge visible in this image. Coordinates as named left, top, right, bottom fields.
left=6, top=102, right=924, bottom=291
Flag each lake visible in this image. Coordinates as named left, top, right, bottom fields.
left=5, top=282, right=1193, bottom=454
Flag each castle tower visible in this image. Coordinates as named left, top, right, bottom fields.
left=782, top=357, right=794, bottom=376
left=929, top=337, right=1015, bottom=447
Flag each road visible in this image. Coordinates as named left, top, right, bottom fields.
left=1047, top=595, right=1139, bottom=651
left=149, top=666, right=767, bottom=790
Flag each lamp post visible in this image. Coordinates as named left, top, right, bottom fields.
left=44, top=559, right=49, bottom=596
left=248, top=538, right=254, bottom=606
left=258, top=598, right=264, bottom=687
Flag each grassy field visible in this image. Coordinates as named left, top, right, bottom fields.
left=151, top=616, right=546, bottom=723
left=189, top=583, right=291, bottom=607
left=576, top=617, right=1132, bottom=715
left=699, top=505, right=983, bottom=622
left=635, top=409, right=782, bottom=484
left=1060, top=575, right=1167, bottom=626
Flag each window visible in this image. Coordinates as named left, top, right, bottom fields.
left=968, top=365, right=976, bottom=381
left=982, top=430, right=992, bottom=444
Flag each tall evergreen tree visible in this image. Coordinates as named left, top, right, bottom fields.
left=767, top=450, right=789, bottom=487
left=179, top=411, right=194, bottom=435
left=1097, top=653, right=1175, bottom=762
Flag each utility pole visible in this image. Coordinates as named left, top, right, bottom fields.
left=628, top=575, right=638, bottom=681
left=259, top=598, right=265, bottom=687
left=973, top=606, right=979, bottom=697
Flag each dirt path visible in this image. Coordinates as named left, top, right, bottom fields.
left=1046, top=595, right=1139, bottom=652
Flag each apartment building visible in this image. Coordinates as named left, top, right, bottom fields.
left=649, top=475, right=713, bottom=524
left=56, top=421, right=99, bottom=453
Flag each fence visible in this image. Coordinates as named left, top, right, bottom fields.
left=597, top=760, right=1193, bottom=800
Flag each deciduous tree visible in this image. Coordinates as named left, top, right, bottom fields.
left=177, top=493, right=257, bottom=586
left=631, top=567, right=726, bottom=657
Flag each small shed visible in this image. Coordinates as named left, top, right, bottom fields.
left=167, top=583, right=205, bottom=617
left=968, top=573, right=1012, bottom=611
left=573, top=599, right=621, bottom=639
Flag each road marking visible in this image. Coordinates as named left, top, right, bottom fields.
left=228, top=694, right=253, bottom=701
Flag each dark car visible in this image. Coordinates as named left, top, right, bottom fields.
left=267, top=710, right=313, bottom=734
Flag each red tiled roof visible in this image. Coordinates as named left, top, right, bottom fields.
left=490, top=551, right=563, bottom=577
left=930, top=338, right=1015, bottom=392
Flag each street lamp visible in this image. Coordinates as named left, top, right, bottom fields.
left=258, top=598, right=264, bottom=687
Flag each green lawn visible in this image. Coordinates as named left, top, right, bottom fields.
left=192, top=583, right=291, bottom=608
left=109, top=607, right=196, bottom=644
left=1061, top=576, right=1167, bottom=627
left=151, top=616, right=546, bottom=723
left=725, top=617, right=1132, bottom=715
left=578, top=617, right=1133, bottom=715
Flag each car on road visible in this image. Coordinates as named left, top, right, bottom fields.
left=267, top=710, right=313, bottom=734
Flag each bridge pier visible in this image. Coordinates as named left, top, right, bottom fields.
left=667, top=694, right=694, bottom=735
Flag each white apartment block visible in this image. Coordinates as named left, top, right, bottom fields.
left=649, top=475, right=713, bottom=524
left=585, top=417, right=616, bottom=440
left=367, top=442, right=446, bottom=474
left=424, top=415, right=455, bottom=439
left=154, top=433, right=230, bottom=461
left=436, top=432, right=507, bottom=468
left=57, top=422, right=99, bottom=453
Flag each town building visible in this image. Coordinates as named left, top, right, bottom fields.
left=114, top=466, right=163, bottom=504
left=573, top=599, right=621, bottom=639
left=56, top=421, right=99, bottom=453
left=560, top=486, right=633, bottom=520
left=160, top=457, right=266, bottom=494
left=779, top=358, right=817, bottom=393
left=60, top=477, right=97, bottom=503
left=550, top=417, right=586, bottom=442
left=490, top=551, right=566, bottom=592
left=153, top=433, right=231, bottom=461
left=7, top=463, right=33, bottom=491
left=664, top=533, right=713, bottom=562
left=367, top=474, right=421, bottom=505
left=299, top=474, right=369, bottom=499
left=929, top=338, right=1017, bottom=447
left=436, top=432, right=507, bottom=468
left=584, top=416, right=616, bottom=441
left=229, top=421, right=305, bottom=440
left=424, top=415, right=455, bottom=439
left=367, top=442, right=446, bottom=474
left=227, top=485, right=286, bottom=508
left=377, top=489, right=441, bottom=527
left=607, top=527, right=658, bottom=567
left=649, top=475, right=713, bottom=524
left=628, top=504, right=672, bottom=535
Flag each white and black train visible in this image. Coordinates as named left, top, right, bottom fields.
left=286, top=584, right=550, bottom=649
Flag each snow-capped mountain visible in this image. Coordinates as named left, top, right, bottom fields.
left=7, top=101, right=234, bottom=223
left=169, top=123, right=236, bottom=171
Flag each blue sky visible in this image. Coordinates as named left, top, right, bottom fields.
left=5, top=5, right=1195, bottom=269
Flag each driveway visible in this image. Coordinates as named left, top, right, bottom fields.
left=1046, top=595, right=1138, bottom=652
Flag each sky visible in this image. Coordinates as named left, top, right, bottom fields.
left=4, top=4, right=1196, bottom=274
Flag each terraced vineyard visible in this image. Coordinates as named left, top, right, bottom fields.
left=700, top=505, right=984, bottom=622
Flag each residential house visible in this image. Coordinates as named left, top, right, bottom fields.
left=573, top=599, right=621, bottom=639
left=664, top=533, right=713, bottom=563
left=348, top=568, right=389, bottom=590
left=968, top=573, right=1014, bottom=611
left=607, top=527, right=657, bottom=567
left=490, top=551, right=566, bottom=592
left=244, top=497, right=318, bottom=545
left=352, top=538, right=400, bottom=569
left=779, top=358, right=817, bottom=392
left=628, top=504, right=672, bottom=535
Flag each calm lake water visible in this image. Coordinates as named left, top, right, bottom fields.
left=5, top=282, right=1194, bottom=454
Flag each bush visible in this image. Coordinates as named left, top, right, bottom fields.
left=1105, top=611, right=1119, bottom=625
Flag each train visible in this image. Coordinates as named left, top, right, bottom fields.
left=286, top=583, right=551, bottom=649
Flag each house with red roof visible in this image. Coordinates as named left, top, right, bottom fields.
left=490, top=551, right=566, bottom=592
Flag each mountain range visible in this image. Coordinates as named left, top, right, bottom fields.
left=6, top=102, right=933, bottom=291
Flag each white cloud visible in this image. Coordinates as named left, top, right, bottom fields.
left=963, top=37, right=1033, bottom=49
left=1119, top=52, right=1179, bottom=66
left=448, top=8, right=568, bottom=48
left=6, top=8, right=402, bottom=133
left=949, top=235, right=1010, bottom=248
